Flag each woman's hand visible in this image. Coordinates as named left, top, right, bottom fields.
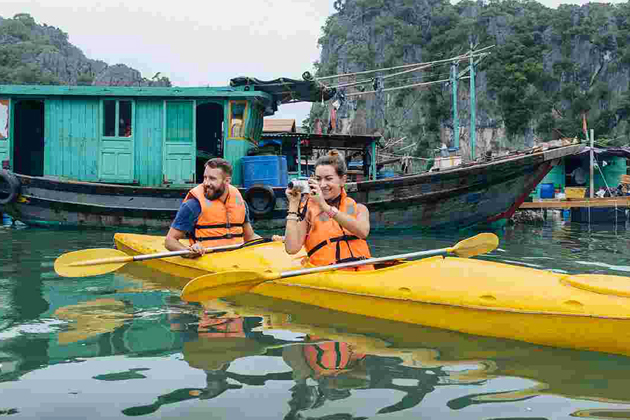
left=307, top=178, right=328, bottom=211
left=285, top=187, right=302, bottom=209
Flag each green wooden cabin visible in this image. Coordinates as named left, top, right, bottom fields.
left=0, top=85, right=275, bottom=187
left=532, top=150, right=629, bottom=198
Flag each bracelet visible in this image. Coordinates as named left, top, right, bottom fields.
left=287, top=211, right=298, bottom=216
left=286, top=215, right=299, bottom=222
left=326, top=207, right=339, bottom=219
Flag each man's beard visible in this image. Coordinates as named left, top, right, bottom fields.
left=204, top=184, right=225, bottom=201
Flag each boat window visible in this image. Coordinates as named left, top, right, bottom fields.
left=103, top=100, right=116, bottom=137
left=119, top=101, right=132, bottom=137
left=103, top=100, right=133, bottom=137
left=229, top=101, right=247, bottom=138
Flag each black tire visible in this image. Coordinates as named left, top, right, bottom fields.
left=0, top=170, right=20, bottom=205
left=244, top=184, right=277, bottom=217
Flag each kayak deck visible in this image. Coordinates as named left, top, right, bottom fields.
left=252, top=256, right=630, bottom=319
left=114, top=233, right=306, bottom=279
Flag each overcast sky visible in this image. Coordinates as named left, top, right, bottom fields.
left=2, top=0, right=626, bottom=125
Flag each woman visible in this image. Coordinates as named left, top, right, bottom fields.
left=284, top=150, right=373, bottom=271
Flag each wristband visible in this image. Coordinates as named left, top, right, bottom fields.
left=326, top=207, right=339, bottom=219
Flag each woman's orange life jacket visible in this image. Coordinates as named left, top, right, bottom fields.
left=184, top=184, right=246, bottom=247
left=303, top=189, right=373, bottom=271
left=302, top=340, right=366, bottom=378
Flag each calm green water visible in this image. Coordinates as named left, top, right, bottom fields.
left=1, top=220, right=630, bottom=420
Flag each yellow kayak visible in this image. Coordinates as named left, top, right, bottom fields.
left=243, top=256, right=630, bottom=356
left=113, top=233, right=306, bottom=280
left=114, top=232, right=630, bottom=356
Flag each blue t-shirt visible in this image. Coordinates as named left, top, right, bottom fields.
left=171, top=197, right=251, bottom=234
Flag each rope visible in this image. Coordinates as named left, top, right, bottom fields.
left=316, top=46, right=494, bottom=82
left=345, top=77, right=469, bottom=97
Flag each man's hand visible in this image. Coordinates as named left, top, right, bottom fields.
left=183, top=243, right=206, bottom=259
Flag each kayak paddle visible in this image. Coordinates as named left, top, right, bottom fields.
left=181, top=233, right=499, bottom=302
left=55, top=242, right=254, bottom=278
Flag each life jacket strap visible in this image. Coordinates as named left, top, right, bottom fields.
left=193, top=233, right=244, bottom=241
left=195, top=223, right=244, bottom=229
left=307, top=235, right=360, bottom=257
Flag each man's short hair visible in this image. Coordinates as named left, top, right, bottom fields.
left=205, top=158, right=233, bottom=177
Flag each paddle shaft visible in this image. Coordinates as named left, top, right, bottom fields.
left=70, top=243, right=244, bottom=267
left=274, top=247, right=453, bottom=280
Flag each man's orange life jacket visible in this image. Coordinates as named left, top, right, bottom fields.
left=198, top=315, right=246, bottom=338
left=302, top=340, right=366, bottom=378
left=304, top=189, right=373, bottom=271
left=184, top=184, right=246, bottom=247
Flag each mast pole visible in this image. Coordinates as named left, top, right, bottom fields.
left=451, top=62, right=460, bottom=149
left=469, top=43, right=476, bottom=161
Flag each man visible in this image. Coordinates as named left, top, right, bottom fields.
left=165, top=158, right=260, bottom=258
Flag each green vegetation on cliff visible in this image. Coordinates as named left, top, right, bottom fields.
left=315, top=0, right=630, bottom=154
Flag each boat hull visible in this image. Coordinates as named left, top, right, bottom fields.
left=0, top=144, right=582, bottom=230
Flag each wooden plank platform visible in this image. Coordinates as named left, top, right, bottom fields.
left=520, top=197, right=630, bottom=209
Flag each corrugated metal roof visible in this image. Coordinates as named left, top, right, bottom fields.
left=263, top=119, right=296, bottom=133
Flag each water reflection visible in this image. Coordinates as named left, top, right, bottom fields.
left=107, top=292, right=630, bottom=418
left=2, top=224, right=630, bottom=419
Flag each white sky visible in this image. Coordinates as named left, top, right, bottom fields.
left=2, top=0, right=625, bottom=125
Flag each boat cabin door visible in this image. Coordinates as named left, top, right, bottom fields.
left=163, top=100, right=196, bottom=185
left=12, top=99, right=45, bottom=176
left=99, top=99, right=135, bottom=183
left=195, top=101, right=224, bottom=183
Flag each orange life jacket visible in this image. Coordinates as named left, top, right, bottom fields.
left=184, top=184, right=246, bottom=247
left=303, top=189, right=373, bottom=271
left=198, top=316, right=246, bottom=338
left=302, top=340, right=365, bottom=378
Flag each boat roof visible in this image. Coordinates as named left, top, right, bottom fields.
left=261, top=132, right=380, bottom=149
left=0, top=84, right=273, bottom=99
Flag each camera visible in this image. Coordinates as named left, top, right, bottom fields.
left=288, top=179, right=310, bottom=194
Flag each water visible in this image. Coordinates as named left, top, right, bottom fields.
left=1, top=221, right=630, bottom=419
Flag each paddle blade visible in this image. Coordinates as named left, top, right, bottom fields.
left=451, top=233, right=499, bottom=258
left=54, top=249, right=129, bottom=277
left=181, top=270, right=277, bottom=302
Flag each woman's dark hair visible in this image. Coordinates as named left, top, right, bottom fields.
left=205, top=158, right=233, bottom=177
left=315, top=150, right=347, bottom=177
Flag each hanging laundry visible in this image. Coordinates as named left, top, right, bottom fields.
left=330, top=107, right=337, bottom=133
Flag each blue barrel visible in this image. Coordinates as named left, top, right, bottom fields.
left=2, top=213, right=11, bottom=226
left=540, top=183, right=555, bottom=199
left=562, top=209, right=570, bottom=221
left=241, top=156, right=288, bottom=188
left=377, top=170, right=397, bottom=180
left=280, top=156, right=288, bottom=187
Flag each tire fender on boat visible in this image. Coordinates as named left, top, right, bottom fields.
left=244, top=184, right=277, bottom=217
left=0, top=170, right=20, bottom=205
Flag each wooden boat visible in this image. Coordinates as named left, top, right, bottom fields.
left=113, top=233, right=306, bottom=280
left=0, top=81, right=582, bottom=230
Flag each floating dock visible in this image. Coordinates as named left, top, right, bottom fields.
left=520, top=197, right=630, bottom=209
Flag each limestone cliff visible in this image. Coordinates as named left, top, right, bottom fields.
left=314, top=0, right=630, bottom=159
left=0, top=13, right=170, bottom=87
